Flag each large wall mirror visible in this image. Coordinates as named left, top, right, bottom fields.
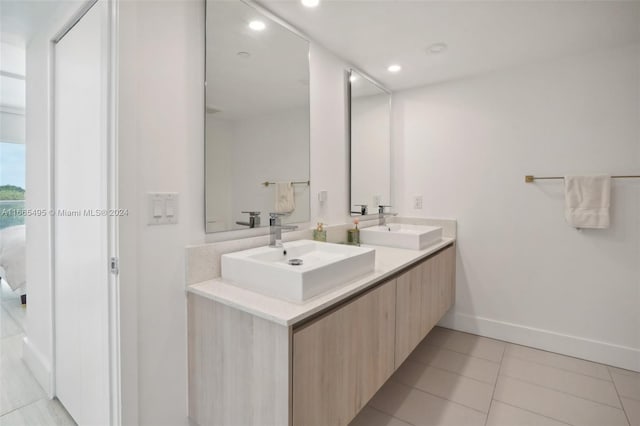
left=205, top=1, right=310, bottom=233
left=348, top=69, right=391, bottom=216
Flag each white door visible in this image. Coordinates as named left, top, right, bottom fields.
left=54, top=1, right=112, bottom=424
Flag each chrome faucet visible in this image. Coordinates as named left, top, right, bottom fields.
left=269, top=212, right=298, bottom=248
left=378, top=205, right=398, bottom=226
left=236, top=211, right=261, bottom=228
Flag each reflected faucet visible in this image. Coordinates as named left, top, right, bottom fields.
left=269, top=212, right=298, bottom=248
left=352, top=204, right=368, bottom=215
left=236, top=211, right=261, bottom=228
left=378, top=205, right=398, bottom=226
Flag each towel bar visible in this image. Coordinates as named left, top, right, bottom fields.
left=262, top=180, right=310, bottom=187
left=525, top=175, right=640, bottom=183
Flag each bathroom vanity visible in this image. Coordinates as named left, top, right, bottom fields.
left=187, top=236, right=455, bottom=426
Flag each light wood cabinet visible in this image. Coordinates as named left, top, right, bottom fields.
left=431, top=245, right=456, bottom=323
left=396, top=244, right=456, bottom=368
left=188, top=243, right=455, bottom=426
left=395, top=265, right=424, bottom=365
left=292, top=281, right=397, bottom=426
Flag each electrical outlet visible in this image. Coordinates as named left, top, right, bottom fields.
left=413, top=195, right=423, bottom=210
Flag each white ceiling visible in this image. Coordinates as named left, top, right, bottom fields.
left=260, top=0, right=640, bottom=91
left=0, top=0, right=74, bottom=46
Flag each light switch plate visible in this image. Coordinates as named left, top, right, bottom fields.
left=165, top=193, right=179, bottom=224
left=148, top=192, right=179, bottom=225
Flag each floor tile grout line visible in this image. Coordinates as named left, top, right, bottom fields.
left=418, top=338, right=504, bottom=364
left=439, top=327, right=617, bottom=377
left=492, top=400, right=575, bottom=426
left=607, top=361, right=633, bottom=426
left=503, top=351, right=613, bottom=382
left=0, top=396, right=49, bottom=419
left=388, top=378, right=490, bottom=415
left=496, top=373, right=629, bottom=413
left=435, top=327, right=521, bottom=350
left=419, top=341, right=502, bottom=365
left=608, top=365, right=640, bottom=378
left=1, top=304, right=26, bottom=329
left=497, top=370, right=624, bottom=410
left=483, top=337, right=506, bottom=426
left=505, top=342, right=613, bottom=376
left=408, top=356, right=499, bottom=386
left=366, top=405, right=418, bottom=426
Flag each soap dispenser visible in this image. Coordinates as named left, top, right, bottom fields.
left=313, top=222, right=327, bottom=242
left=347, top=218, right=360, bottom=245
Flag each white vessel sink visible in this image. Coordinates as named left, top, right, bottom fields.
left=221, top=240, right=375, bottom=302
left=360, top=224, right=443, bottom=250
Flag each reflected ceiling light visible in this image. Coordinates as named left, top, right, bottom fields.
left=349, top=74, right=358, bottom=82
left=248, top=20, right=266, bottom=31
left=387, top=64, right=402, bottom=73
left=301, top=0, right=320, bottom=7
left=426, top=42, right=448, bottom=54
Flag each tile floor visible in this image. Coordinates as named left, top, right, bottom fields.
left=350, top=326, right=640, bottom=426
left=0, top=281, right=75, bottom=426
left=1, top=280, right=639, bottom=426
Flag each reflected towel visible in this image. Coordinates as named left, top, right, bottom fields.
left=275, top=182, right=295, bottom=213
left=564, top=175, right=611, bottom=229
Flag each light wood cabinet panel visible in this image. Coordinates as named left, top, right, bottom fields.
left=395, top=267, right=424, bottom=367
left=432, top=245, right=455, bottom=321
left=188, top=294, right=290, bottom=426
left=420, top=257, right=435, bottom=335
left=292, top=281, right=397, bottom=426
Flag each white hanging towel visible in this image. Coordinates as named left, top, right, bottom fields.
left=274, top=182, right=295, bottom=213
left=564, top=175, right=611, bottom=229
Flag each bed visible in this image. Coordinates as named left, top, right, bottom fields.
left=0, top=225, right=26, bottom=302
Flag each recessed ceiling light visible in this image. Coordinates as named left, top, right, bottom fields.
left=387, top=64, right=402, bottom=73
left=301, top=0, right=320, bottom=7
left=237, top=51, right=251, bottom=58
left=248, top=20, right=266, bottom=31
left=426, top=43, right=448, bottom=54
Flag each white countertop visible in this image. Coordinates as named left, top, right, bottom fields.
left=187, top=238, right=455, bottom=327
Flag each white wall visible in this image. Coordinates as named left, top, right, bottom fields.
left=117, top=0, right=205, bottom=424
left=309, top=44, right=351, bottom=226
left=393, top=43, right=640, bottom=370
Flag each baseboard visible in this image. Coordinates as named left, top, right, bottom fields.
left=22, top=336, right=53, bottom=397
left=438, top=311, right=640, bottom=372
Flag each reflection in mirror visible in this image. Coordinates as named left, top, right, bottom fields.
left=349, top=69, right=391, bottom=216
left=205, top=1, right=310, bottom=233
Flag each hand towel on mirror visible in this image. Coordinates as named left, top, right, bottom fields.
left=275, top=182, right=295, bottom=214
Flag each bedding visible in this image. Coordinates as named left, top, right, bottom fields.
left=0, top=225, right=26, bottom=293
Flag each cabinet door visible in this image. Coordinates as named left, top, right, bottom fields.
left=432, top=245, right=456, bottom=321
left=395, top=267, right=424, bottom=367
left=420, top=257, right=435, bottom=336
left=292, top=281, right=396, bottom=426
